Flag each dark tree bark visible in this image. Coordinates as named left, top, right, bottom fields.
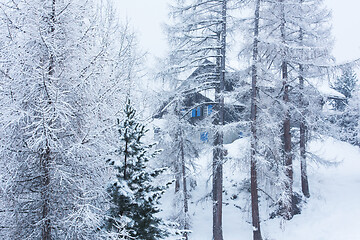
left=280, top=0, right=293, bottom=220
left=180, top=131, right=189, bottom=240
left=282, top=61, right=293, bottom=220
left=213, top=1, right=226, bottom=240
left=124, top=128, right=128, bottom=180
left=299, top=94, right=310, bottom=198
left=213, top=132, right=223, bottom=240
left=41, top=2, right=56, bottom=239
left=174, top=161, right=181, bottom=193
left=250, top=0, right=263, bottom=239
left=41, top=148, right=51, bottom=240
left=299, top=0, right=310, bottom=198
left=299, top=18, right=310, bottom=198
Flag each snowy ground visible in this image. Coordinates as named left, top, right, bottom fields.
left=162, top=137, right=360, bottom=240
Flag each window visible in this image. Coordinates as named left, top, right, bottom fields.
left=191, top=109, right=196, bottom=117
left=200, top=131, right=208, bottom=142
left=207, top=105, right=213, bottom=115
left=197, top=107, right=201, bottom=117
left=191, top=107, right=202, bottom=117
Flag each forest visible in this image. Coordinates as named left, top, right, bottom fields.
left=0, top=0, right=359, bottom=240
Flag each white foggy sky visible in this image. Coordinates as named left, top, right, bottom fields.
left=327, top=0, right=360, bottom=63
left=116, top=0, right=360, bottom=65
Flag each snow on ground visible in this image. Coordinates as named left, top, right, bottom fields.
left=263, top=137, right=360, bottom=240
left=162, top=137, right=360, bottom=240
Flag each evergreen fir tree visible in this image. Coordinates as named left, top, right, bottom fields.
left=106, top=99, right=168, bottom=240
left=330, top=67, right=359, bottom=145
left=343, top=86, right=360, bottom=146
left=332, top=67, right=358, bottom=111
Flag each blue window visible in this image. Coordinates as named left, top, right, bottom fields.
left=200, top=131, right=208, bottom=142
left=197, top=107, right=201, bottom=117
left=191, top=109, right=196, bottom=117
left=207, top=105, right=213, bottom=115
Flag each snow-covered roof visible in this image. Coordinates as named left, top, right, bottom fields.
left=315, top=81, right=346, bottom=99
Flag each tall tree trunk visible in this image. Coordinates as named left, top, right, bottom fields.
left=213, top=1, right=226, bottom=240
left=41, top=147, right=51, bottom=240
left=124, top=127, right=128, bottom=180
left=280, top=0, right=293, bottom=220
left=41, top=1, right=56, bottom=238
left=174, top=109, right=183, bottom=194
left=180, top=131, right=189, bottom=240
left=174, top=161, right=181, bottom=193
left=299, top=75, right=310, bottom=198
left=250, top=0, right=263, bottom=239
left=213, top=131, right=223, bottom=240
left=282, top=61, right=293, bottom=220
left=299, top=15, right=310, bottom=198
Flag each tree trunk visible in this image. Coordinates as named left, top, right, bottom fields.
left=282, top=61, right=293, bottom=219
left=174, top=161, right=181, bottom=193
left=280, top=0, right=293, bottom=220
left=299, top=64, right=310, bottom=198
left=41, top=2, right=56, bottom=238
left=213, top=1, right=226, bottom=240
left=124, top=127, right=128, bottom=180
left=41, top=147, right=51, bottom=240
left=250, top=0, right=263, bottom=239
left=180, top=131, right=189, bottom=240
left=299, top=21, right=310, bottom=198
left=299, top=60, right=310, bottom=198
left=299, top=100, right=310, bottom=198
left=213, top=133, right=223, bottom=240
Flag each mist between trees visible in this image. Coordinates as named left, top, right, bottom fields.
left=0, top=0, right=358, bottom=240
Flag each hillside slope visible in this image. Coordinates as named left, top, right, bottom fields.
left=162, top=137, right=360, bottom=240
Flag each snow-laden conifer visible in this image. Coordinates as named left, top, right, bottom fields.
left=331, top=68, right=359, bottom=145
left=105, top=99, right=168, bottom=240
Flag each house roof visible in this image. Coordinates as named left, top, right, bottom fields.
left=153, top=60, right=243, bottom=119
left=316, top=82, right=346, bottom=100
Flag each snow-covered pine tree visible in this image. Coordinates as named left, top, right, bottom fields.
left=106, top=99, right=168, bottom=240
left=331, top=68, right=360, bottom=145
left=340, top=85, right=360, bottom=146
left=332, top=67, right=358, bottom=111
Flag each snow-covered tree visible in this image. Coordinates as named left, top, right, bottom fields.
left=291, top=0, right=333, bottom=200
left=239, top=0, right=333, bottom=221
left=341, top=86, right=360, bottom=146
left=248, top=0, right=263, bottom=239
left=168, top=1, right=228, bottom=238
left=332, top=67, right=358, bottom=111
left=0, top=0, right=139, bottom=239
left=331, top=69, right=360, bottom=146
left=105, top=99, right=168, bottom=240
left=155, top=95, right=201, bottom=240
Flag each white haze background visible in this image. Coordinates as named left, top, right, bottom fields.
left=116, top=0, right=360, bottom=65
left=114, top=1, right=360, bottom=239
